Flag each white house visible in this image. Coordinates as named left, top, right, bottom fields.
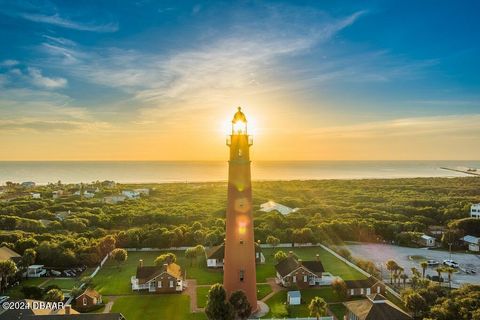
left=287, top=291, right=301, bottom=305
left=83, top=190, right=96, bottom=198
left=31, top=193, right=41, bottom=199
left=122, top=190, right=140, bottom=199
left=471, top=204, right=480, bottom=219
left=52, top=190, right=64, bottom=199
left=461, top=235, right=480, bottom=252
left=419, top=235, right=436, bottom=247
left=27, top=265, right=46, bottom=277
left=104, top=195, right=127, bottom=204
left=260, top=201, right=298, bottom=215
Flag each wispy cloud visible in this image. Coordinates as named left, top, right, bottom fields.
left=28, top=67, right=68, bottom=89
left=0, top=59, right=20, bottom=67
left=0, top=118, right=109, bottom=132
left=20, top=12, right=118, bottom=32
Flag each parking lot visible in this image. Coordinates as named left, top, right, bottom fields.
left=342, top=243, right=480, bottom=287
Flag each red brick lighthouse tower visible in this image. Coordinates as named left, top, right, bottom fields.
left=223, top=107, right=258, bottom=311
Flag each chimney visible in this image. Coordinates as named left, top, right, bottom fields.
left=298, top=259, right=302, bottom=265
left=288, top=251, right=293, bottom=257
left=139, top=259, right=143, bottom=268
left=65, top=305, right=71, bottom=315
left=316, top=254, right=320, bottom=261
left=163, top=263, right=168, bottom=271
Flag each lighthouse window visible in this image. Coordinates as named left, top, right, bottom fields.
left=238, top=149, right=242, bottom=157
left=240, top=240, right=244, bottom=244
left=239, top=270, right=245, bottom=282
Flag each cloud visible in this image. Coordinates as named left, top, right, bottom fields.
left=0, top=59, right=19, bottom=67
left=28, top=67, right=68, bottom=89
left=20, top=12, right=119, bottom=32
left=0, top=118, right=109, bottom=132
left=309, top=114, right=480, bottom=139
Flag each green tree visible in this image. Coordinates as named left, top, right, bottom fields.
left=308, top=296, right=328, bottom=320
left=274, top=250, right=288, bottom=263
left=44, top=288, right=64, bottom=302
left=266, top=235, right=280, bottom=253
left=0, top=259, right=18, bottom=292
left=111, top=248, right=127, bottom=269
left=400, top=273, right=408, bottom=288
left=386, top=260, right=398, bottom=284
left=403, top=292, right=427, bottom=318
left=229, top=290, right=252, bottom=320
left=205, top=284, right=234, bottom=320
left=331, top=278, right=347, bottom=300
left=154, top=253, right=176, bottom=266
left=445, top=267, right=455, bottom=289
left=436, top=267, right=444, bottom=283
left=420, top=261, right=428, bottom=278
left=22, top=248, right=37, bottom=268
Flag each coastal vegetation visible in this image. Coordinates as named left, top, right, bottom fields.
left=1, top=177, right=479, bottom=270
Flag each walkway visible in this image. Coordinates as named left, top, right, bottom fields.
left=261, top=278, right=284, bottom=302
left=184, top=279, right=204, bottom=313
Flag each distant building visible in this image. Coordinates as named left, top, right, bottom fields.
left=205, top=243, right=265, bottom=268
left=21, top=181, right=36, bottom=188
left=275, top=254, right=325, bottom=288
left=27, top=265, right=47, bottom=278
left=344, top=294, right=412, bottom=320
left=471, top=204, right=480, bottom=219
left=344, top=276, right=386, bottom=297
left=131, top=260, right=184, bottom=293
left=461, top=235, right=480, bottom=252
left=103, top=195, right=127, bottom=204
left=260, top=200, right=298, bottom=215
left=75, top=288, right=103, bottom=310
left=417, top=234, right=436, bottom=247
left=134, top=188, right=150, bottom=196
left=83, top=189, right=96, bottom=198
left=287, top=290, right=301, bottom=305
left=122, top=190, right=140, bottom=199
left=52, top=190, right=64, bottom=199
left=31, top=192, right=41, bottom=199
left=55, top=210, right=72, bottom=221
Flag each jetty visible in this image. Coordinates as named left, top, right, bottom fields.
left=440, top=167, right=480, bottom=176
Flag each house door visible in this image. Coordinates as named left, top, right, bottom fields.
left=149, top=282, right=156, bottom=292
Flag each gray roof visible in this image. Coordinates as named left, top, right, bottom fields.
left=275, top=256, right=324, bottom=277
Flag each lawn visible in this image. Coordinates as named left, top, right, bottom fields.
left=259, top=246, right=366, bottom=282
left=93, top=251, right=223, bottom=295
left=5, top=277, right=78, bottom=299
left=263, top=287, right=354, bottom=318
left=196, top=283, right=273, bottom=308
left=110, top=294, right=206, bottom=320
left=44, top=278, right=79, bottom=290
left=328, top=303, right=347, bottom=319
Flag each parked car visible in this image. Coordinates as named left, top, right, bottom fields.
left=50, top=270, right=61, bottom=276
left=0, top=296, right=9, bottom=304
left=443, top=259, right=459, bottom=268
left=426, top=260, right=439, bottom=266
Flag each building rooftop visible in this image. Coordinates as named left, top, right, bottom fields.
left=0, top=246, right=21, bottom=261
left=275, top=256, right=324, bottom=277
left=343, top=294, right=412, bottom=320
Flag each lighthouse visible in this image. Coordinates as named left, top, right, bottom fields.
left=223, top=107, right=258, bottom=311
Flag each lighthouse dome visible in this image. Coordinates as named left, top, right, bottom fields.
left=232, top=107, right=247, bottom=123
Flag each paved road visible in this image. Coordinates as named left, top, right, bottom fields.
left=342, top=243, right=480, bottom=286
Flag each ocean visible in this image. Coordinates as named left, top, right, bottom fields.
left=0, top=161, right=478, bottom=185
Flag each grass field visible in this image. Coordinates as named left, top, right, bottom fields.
left=259, top=246, right=366, bottom=282
left=94, top=251, right=223, bottom=295
left=5, top=277, right=78, bottom=299
left=196, top=283, right=273, bottom=308
left=262, top=287, right=356, bottom=318
left=328, top=303, right=347, bottom=319
left=110, top=295, right=206, bottom=320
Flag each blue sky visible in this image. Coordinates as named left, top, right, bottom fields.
left=0, top=0, right=479, bottom=160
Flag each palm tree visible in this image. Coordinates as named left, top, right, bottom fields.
left=0, top=260, right=18, bottom=293
left=308, top=296, right=328, bottom=320
left=420, top=261, right=428, bottom=278
left=435, top=267, right=443, bottom=284
left=393, top=273, right=400, bottom=287
left=445, top=267, right=455, bottom=288
left=400, top=273, right=408, bottom=288
left=385, top=260, right=398, bottom=285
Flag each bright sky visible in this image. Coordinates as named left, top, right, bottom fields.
left=0, top=0, right=479, bottom=160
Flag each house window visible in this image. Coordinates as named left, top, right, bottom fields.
left=360, top=288, right=364, bottom=294
left=240, top=270, right=245, bottom=282
left=377, top=286, right=381, bottom=293
left=256, top=252, right=259, bottom=258
left=83, top=297, right=87, bottom=306
left=292, top=276, right=297, bottom=283
left=303, top=275, right=307, bottom=282
left=169, top=280, right=174, bottom=288
left=350, top=289, right=354, bottom=295
left=158, top=281, right=162, bottom=288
